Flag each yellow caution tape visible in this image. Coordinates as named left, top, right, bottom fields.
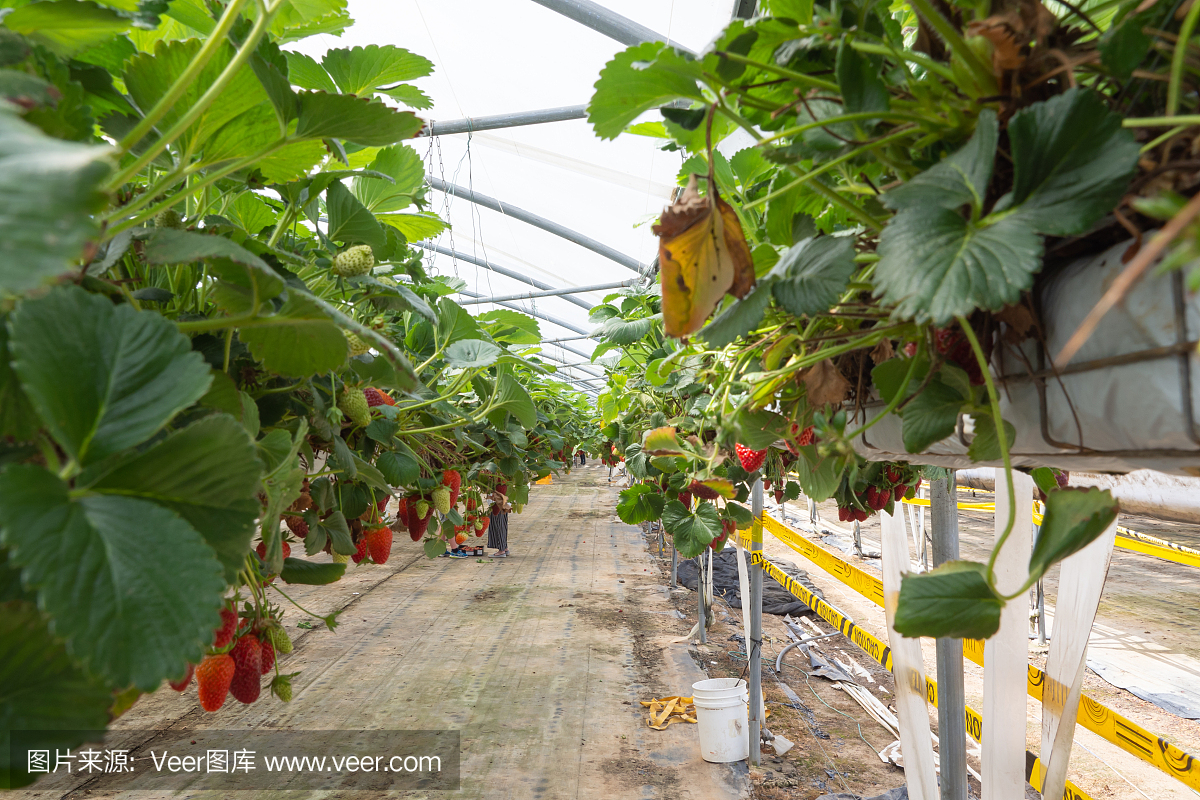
left=535, top=475, right=552, bottom=485
left=756, top=513, right=1200, bottom=793
left=905, top=500, right=1200, bottom=571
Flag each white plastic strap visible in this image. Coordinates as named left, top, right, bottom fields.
left=880, top=508, right=939, bottom=800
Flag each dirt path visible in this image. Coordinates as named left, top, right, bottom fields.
left=16, top=466, right=749, bottom=800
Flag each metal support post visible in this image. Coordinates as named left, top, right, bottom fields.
left=931, top=472, right=968, bottom=800
left=670, top=544, right=678, bottom=588
left=748, top=477, right=764, bottom=766
left=697, top=554, right=706, bottom=644
left=1036, top=580, right=1047, bottom=646
left=853, top=520, right=863, bottom=557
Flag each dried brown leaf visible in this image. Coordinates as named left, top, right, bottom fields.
left=803, top=358, right=852, bottom=407
left=870, top=339, right=896, bottom=365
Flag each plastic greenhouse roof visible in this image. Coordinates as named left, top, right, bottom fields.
left=290, top=0, right=746, bottom=390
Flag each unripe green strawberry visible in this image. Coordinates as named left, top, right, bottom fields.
left=332, top=245, right=374, bottom=277
left=267, top=625, right=293, bottom=654
left=345, top=332, right=370, bottom=357
left=432, top=486, right=451, bottom=515
left=154, top=207, right=183, bottom=229
left=338, top=387, right=370, bottom=427
left=332, top=551, right=349, bottom=564
left=271, top=674, right=293, bottom=703
left=415, top=499, right=430, bottom=519
left=514, top=503, right=524, bottom=514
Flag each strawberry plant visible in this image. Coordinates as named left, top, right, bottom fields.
left=582, top=0, right=1200, bottom=643
left=0, top=2, right=597, bottom=787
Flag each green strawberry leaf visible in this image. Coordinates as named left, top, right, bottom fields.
left=900, top=372, right=967, bottom=453
left=966, top=412, right=1015, bottom=463
left=83, top=414, right=263, bottom=583
left=8, top=286, right=212, bottom=466
left=893, top=560, right=1003, bottom=639
left=237, top=292, right=350, bottom=378
left=284, top=51, right=338, bottom=93
left=616, top=484, right=666, bottom=524
left=424, top=536, right=446, bottom=559
left=321, top=45, right=434, bottom=95
left=493, top=373, right=537, bottom=429
left=1000, top=88, right=1139, bottom=237
left=293, top=90, right=424, bottom=146
left=0, top=600, right=112, bottom=790
left=1029, top=487, right=1119, bottom=582
left=0, top=465, right=226, bottom=690
left=0, top=320, right=38, bottom=443
left=0, top=106, right=111, bottom=296
left=445, top=339, right=501, bottom=369
left=588, top=42, right=706, bottom=140
left=768, top=235, right=857, bottom=318
left=325, top=180, right=386, bottom=249
left=662, top=500, right=721, bottom=558
left=376, top=450, right=420, bottom=487
left=698, top=285, right=772, bottom=349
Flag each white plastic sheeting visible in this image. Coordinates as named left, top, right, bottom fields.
left=853, top=237, right=1200, bottom=475
left=291, top=0, right=741, bottom=383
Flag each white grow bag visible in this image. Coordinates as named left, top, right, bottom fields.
left=851, top=237, right=1200, bottom=475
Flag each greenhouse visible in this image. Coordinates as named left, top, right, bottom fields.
left=2, top=0, right=1200, bottom=798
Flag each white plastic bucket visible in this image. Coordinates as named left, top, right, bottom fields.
left=692, top=678, right=749, bottom=763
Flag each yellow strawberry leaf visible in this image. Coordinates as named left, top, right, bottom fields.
left=655, top=175, right=755, bottom=338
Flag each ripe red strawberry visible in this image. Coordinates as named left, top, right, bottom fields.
left=677, top=490, right=692, bottom=508
left=256, top=541, right=291, bottom=561
left=797, top=426, right=815, bottom=446
left=196, top=654, right=235, bottom=712
left=894, top=484, right=908, bottom=501
left=854, top=508, right=869, bottom=522
left=260, top=638, right=276, bottom=675
left=442, top=470, right=461, bottom=506
left=168, top=663, right=194, bottom=691
left=377, top=494, right=389, bottom=512
left=886, top=467, right=902, bottom=483
left=774, top=489, right=785, bottom=504
left=838, top=506, right=850, bottom=522
left=363, top=387, right=395, bottom=407
left=229, top=635, right=262, bottom=704
left=477, top=516, right=490, bottom=536
left=688, top=480, right=719, bottom=501
left=497, top=483, right=508, bottom=495
left=285, top=515, right=309, bottom=538
left=352, top=535, right=369, bottom=564
left=735, top=444, right=767, bottom=472
left=213, top=607, right=237, bottom=649
left=466, top=496, right=477, bottom=512
left=366, top=526, right=392, bottom=564
left=913, top=478, right=923, bottom=493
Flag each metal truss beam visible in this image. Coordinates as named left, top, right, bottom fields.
left=418, top=243, right=595, bottom=311
left=529, top=0, right=694, bottom=53
left=427, top=177, right=650, bottom=276
left=457, top=279, right=632, bottom=306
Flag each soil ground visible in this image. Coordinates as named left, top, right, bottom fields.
left=13, top=464, right=751, bottom=800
